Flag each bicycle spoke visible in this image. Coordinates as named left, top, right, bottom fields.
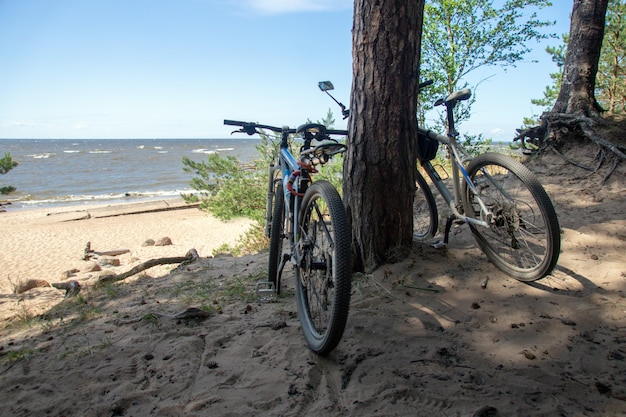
left=463, top=153, right=560, bottom=281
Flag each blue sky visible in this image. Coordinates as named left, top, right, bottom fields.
left=0, top=0, right=571, bottom=141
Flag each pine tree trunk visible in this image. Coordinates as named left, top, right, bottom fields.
left=552, top=0, right=609, bottom=115
left=344, top=0, right=425, bottom=272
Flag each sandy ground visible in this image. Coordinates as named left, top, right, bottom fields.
left=0, top=153, right=625, bottom=417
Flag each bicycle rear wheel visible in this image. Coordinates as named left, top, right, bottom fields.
left=295, top=180, right=352, bottom=355
left=268, top=181, right=285, bottom=293
left=462, top=152, right=561, bottom=281
left=413, top=169, right=438, bottom=241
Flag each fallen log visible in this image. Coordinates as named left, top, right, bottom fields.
left=14, top=249, right=200, bottom=298
left=96, top=249, right=200, bottom=286
left=15, top=279, right=81, bottom=298
left=83, top=241, right=130, bottom=260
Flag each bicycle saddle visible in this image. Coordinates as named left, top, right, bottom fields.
left=435, top=88, right=472, bottom=106
left=296, top=123, right=327, bottom=135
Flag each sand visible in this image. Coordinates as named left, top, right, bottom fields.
left=1, top=154, right=625, bottom=417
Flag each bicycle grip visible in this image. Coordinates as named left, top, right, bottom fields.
left=418, top=80, right=434, bottom=90
left=224, top=119, right=248, bottom=126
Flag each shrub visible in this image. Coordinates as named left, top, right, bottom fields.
left=1, top=152, right=18, bottom=195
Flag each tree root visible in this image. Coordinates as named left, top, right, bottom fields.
left=515, top=112, right=625, bottom=183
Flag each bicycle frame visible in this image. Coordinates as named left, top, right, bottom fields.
left=417, top=126, right=492, bottom=229
left=265, top=123, right=348, bottom=290
left=274, top=130, right=305, bottom=268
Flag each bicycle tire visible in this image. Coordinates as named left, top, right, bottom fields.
left=461, top=152, right=561, bottom=281
left=413, top=169, right=438, bottom=241
left=295, top=180, right=352, bottom=355
left=268, top=181, right=285, bottom=293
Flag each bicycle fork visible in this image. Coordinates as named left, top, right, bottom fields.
left=265, top=164, right=278, bottom=237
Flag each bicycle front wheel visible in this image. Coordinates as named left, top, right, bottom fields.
left=413, top=168, right=438, bottom=241
left=462, top=153, right=561, bottom=281
left=295, top=180, right=352, bottom=355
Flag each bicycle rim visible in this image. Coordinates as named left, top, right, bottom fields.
left=295, top=180, right=352, bottom=355
left=462, top=153, right=561, bottom=281
left=413, top=169, right=438, bottom=241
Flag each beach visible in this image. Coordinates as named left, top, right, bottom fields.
left=1, top=153, right=625, bottom=416
left=0, top=199, right=253, bottom=320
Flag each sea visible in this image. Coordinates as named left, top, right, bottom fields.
left=0, top=138, right=262, bottom=210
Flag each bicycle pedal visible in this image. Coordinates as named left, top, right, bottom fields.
left=255, top=281, right=276, bottom=302
left=431, top=240, right=448, bottom=250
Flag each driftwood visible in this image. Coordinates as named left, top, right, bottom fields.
left=83, top=241, right=130, bottom=260
left=96, top=249, right=200, bottom=286
left=15, top=279, right=81, bottom=298
left=15, top=249, right=200, bottom=298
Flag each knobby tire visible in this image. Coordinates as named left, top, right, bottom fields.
left=268, top=181, right=285, bottom=293
left=413, top=169, right=438, bottom=241
left=462, top=152, right=561, bottom=281
left=295, top=180, right=352, bottom=355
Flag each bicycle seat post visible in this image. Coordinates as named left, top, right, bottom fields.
left=445, top=102, right=459, bottom=139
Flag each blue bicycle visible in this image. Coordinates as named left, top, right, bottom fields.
left=224, top=119, right=352, bottom=355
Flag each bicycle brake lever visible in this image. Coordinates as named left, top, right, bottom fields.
left=230, top=126, right=258, bottom=135
left=242, top=123, right=258, bottom=135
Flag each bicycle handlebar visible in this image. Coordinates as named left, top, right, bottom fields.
left=224, top=119, right=295, bottom=135
left=224, top=119, right=347, bottom=137
left=418, top=79, right=433, bottom=91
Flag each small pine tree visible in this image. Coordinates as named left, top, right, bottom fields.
left=522, top=35, right=568, bottom=128
left=181, top=111, right=342, bottom=254
left=1, top=152, right=18, bottom=195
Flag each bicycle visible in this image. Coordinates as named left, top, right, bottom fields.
left=412, top=80, right=561, bottom=281
left=224, top=119, right=352, bottom=355
left=319, top=80, right=561, bottom=282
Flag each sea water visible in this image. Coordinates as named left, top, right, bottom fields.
left=0, top=138, right=261, bottom=210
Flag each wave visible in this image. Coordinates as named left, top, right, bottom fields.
left=10, top=188, right=195, bottom=209
left=192, top=148, right=217, bottom=154
left=215, top=148, right=235, bottom=152
left=29, top=153, right=55, bottom=159
left=89, top=150, right=113, bottom=154
left=63, top=150, right=81, bottom=154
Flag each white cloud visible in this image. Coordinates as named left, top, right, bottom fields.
left=2, top=120, right=29, bottom=128
left=246, top=0, right=352, bottom=14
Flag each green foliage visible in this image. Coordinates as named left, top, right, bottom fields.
left=182, top=153, right=266, bottom=222
left=182, top=110, right=344, bottom=255
left=522, top=34, right=568, bottom=127
left=597, top=0, right=626, bottom=114
left=1, top=152, right=18, bottom=195
left=419, top=0, right=555, bottom=151
left=524, top=0, right=625, bottom=125
left=307, top=108, right=344, bottom=192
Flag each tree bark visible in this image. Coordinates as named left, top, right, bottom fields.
left=552, top=0, right=609, bottom=116
left=344, top=0, right=425, bottom=272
